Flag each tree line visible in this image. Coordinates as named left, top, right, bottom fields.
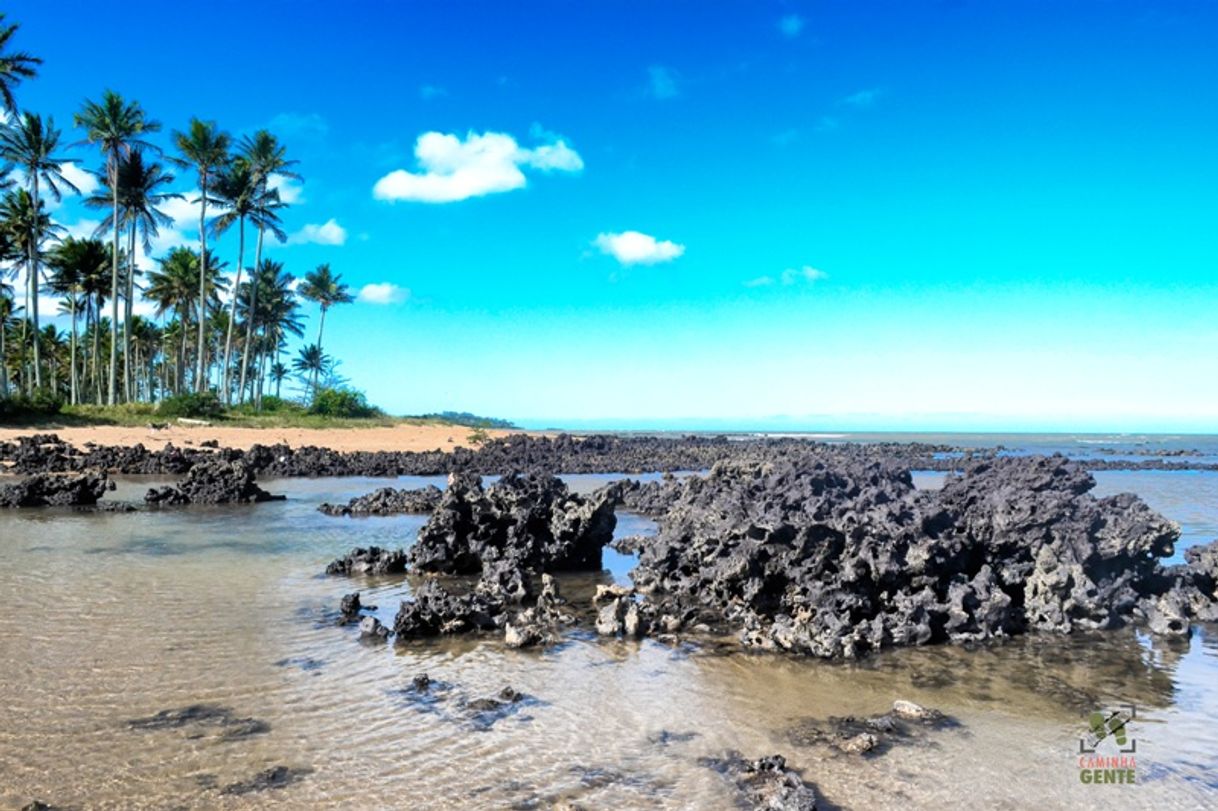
left=0, top=13, right=356, bottom=411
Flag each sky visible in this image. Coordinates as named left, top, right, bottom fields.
left=6, top=0, right=1218, bottom=432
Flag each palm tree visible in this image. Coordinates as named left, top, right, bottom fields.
left=0, top=188, right=61, bottom=393
left=0, top=278, right=16, bottom=395
left=268, top=360, right=288, bottom=399
left=145, top=246, right=227, bottom=393
left=298, top=264, right=352, bottom=396
left=74, top=91, right=160, bottom=404
left=0, top=14, right=39, bottom=115
left=87, top=149, right=178, bottom=400
left=46, top=237, right=108, bottom=405
left=237, top=131, right=297, bottom=403
left=210, top=158, right=256, bottom=403
left=237, top=258, right=299, bottom=404
left=292, top=343, right=328, bottom=399
left=0, top=112, right=78, bottom=390
left=171, top=118, right=230, bottom=394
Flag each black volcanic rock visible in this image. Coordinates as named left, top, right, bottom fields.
left=144, top=459, right=284, bottom=505
left=409, top=472, right=615, bottom=575
left=325, top=546, right=408, bottom=576
left=631, top=455, right=1190, bottom=658
left=0, top=470, right=111, bottom=508
left=318, top=485, right=443, bottom=516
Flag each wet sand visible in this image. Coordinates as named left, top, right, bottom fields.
left=0, top=422, right=521, bottom=454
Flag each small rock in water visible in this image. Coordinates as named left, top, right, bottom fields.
left=701, top=752, right=818, bottom=811
left=838, top=732, right=878, bottom=755
left=359, top=615, right=389, bottom=641
left=892, top=700, right=944, bottom=723
left=218, top=765, right=313, bottom=796
left=411, top=673, right=432, bottom=691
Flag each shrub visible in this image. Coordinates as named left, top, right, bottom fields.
left=157, top=391, right=225, bottom=419
left=467, top=427, right=491, bottom=446
left=309, top=387, right=378, bottom=418
left=0, top=391, right=64, bottom=422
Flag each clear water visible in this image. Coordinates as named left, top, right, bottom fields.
left=0, top=463, right=1215, bottom=808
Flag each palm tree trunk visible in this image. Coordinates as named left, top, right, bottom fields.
left=221, top=214, right=245, bottom=405
left=108, top=160, right=121, bottom=406
left=91, top=294, right=102, bottom=404
left=178, top=308, right=188, bottom=395
left=312, top=306, right=327, bottom=396
left=69, top=296, right=79, bottom=405
left=0, top=318, right=7, bottom=397
left=124, top=221, right=136, bottom=403
left=195, top=177, right=210, bottom=393
left=29, top=174, right=43, bottom=391
left=238, top=225, right=263, bottom=405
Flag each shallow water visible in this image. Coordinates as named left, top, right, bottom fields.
left=1, top=472, right=1216, bottom=809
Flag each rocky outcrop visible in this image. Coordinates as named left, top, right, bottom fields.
left=596, top=473, right=687, bottom=517
left=324, top=546, right=408, bottom=576
left=318, top=485, right=443, bottom=516
left=392, top=579, right=506, bottom=640
left=409, top=472, right=615, bottom=575
left=0, top=470, right=111, bottom=508
left=144, top=459, right=284, bottom=505
left=631, top=455, right=1195, bottom=658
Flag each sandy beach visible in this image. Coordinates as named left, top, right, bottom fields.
left=0, top=422, right=521, bottom=453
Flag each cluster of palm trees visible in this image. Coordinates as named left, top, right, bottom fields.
left=0, top=13, right=356, bottom=410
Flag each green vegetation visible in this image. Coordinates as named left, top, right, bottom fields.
left=0, top=14, right=360, bottom=418
left=421, top=411, right=519, bottom=429
left=308, top=386, right=379, bottom=419
left=467, top=427, right=491, bottom=446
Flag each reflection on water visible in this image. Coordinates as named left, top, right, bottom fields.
left=0, top=473, right=1216, bottom=809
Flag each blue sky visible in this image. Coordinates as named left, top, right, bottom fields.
left=8, top=0, right=1218, bottom=431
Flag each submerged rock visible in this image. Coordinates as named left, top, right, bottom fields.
left=127, top=704, right=270, bottom=740
left=218, top=765, right=312, bottom=796
left=318, top=484, right=443, bottom=516
left=144, top=459, right=284, bottom=505
left=325, top=546, right=408, bottom=576
left=410, top=472, right=615, bottom=575
left=700, top=752, right=818, bottom=811
left=0, top=470, right=111, bottom=508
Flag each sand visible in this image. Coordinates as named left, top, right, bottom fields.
left=0, top=422, right=521, bottom=453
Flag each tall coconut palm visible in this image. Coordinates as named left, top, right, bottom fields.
left=0, top=14, right=39, bottom=115
left=87, top=149, right=178, bottom=400
left=210, top=158, right=256, bottom=404
left=0, top=112, right=78, bottom=390
left=171, top=118, right=230, bottom=394
left=298, top=264, right=352, bottom=397
left=46, top=237, right=108, bottom=405
left=145, top=246, right=227, bottom=393
left=74, top=91, right=160, bottom=404
left=237, top=258, right=298, bottom=404
left=237, top=131, right=297, bottom=403
left=0, top=279, right=15, bottom=395
left=0, top=188, right=61, bottom=393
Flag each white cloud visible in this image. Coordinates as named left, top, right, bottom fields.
left=843, top=88, right=882, bottom=108
left=59, top=162, right=99, bottom=196
left=268, top=173, right=304, bottom=205
left=779, top=15, right=805, bottom=38
left=647, top=65, right=679, bottom=99
left=372, top=130, right=584, bottom=203
left=287, top=218, right=347, bottom=246
left=593, top=231, right=685, bottom=266
left=357, top=282, right=409, bottom=304
left=419, top=84, right=447, bottom=100
left=746, top=266, right=829, bottom=288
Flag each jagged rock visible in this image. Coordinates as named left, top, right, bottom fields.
left=701, top=752, right=818, bottom=810
left=0, top=470, right=111, bottom=508
left=324, top=546, right=408, bottom=576
left=409, top=472, right=615, bottom=575
left=392, top=580, right=505, bottom=640
left=503, top=574, right=573, bottom=648
left=318, top=485, right=443, bottom=516
left=144, top=459, right=284, bottom=505
left=632, top=455, right=1189, bottom=659
left=339, top=592, right=364, bottom=623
